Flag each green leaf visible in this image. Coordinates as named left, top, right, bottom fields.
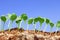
left=40, top=18, right=44, bottom=24
left=50, top=22, right=54, bottom=28
left=16, top=20, right=20, bottom=24
left=38, top=17, right=44, bottom=24
left=16, top=17, right=21, bottom=24
left=10, top=14, right=17, bottom=22
left=1, top=16, right=7, bottom=23
left=28, top=18, right=33, bottom=24
left=21, top=13, right=28, bottom=21
left=46, top=18, right=50, bottom=24
left=34, top=17, right=39, bottom=24
left=56, top=21, right=60, bottom=28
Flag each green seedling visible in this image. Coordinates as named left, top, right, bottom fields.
left=50, top=22, right=54, bottom=32
left=9, top=13, right=17, bottom=31
left=56, top=21, right=60, bottom=32
left=38, top=17, right=44, bottom=31
left=21, top=13, right=28, bottom=29
left=43, top=18, right=50, bottom=32
left=33, top=17, right=39, bottom=32
left=16, top=17, right=22, bottom=30
left=0, top=15, right=7, bottom=32
left=28, top=18, right=33, bottom=30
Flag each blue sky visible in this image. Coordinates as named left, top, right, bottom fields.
left=0, top=0, right=60, bottom=32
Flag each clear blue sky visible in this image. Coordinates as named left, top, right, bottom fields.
left=0, top=0, right=60, bottom=32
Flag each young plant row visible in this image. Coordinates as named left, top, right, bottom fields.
left=0, top=13, right=60, bottom=32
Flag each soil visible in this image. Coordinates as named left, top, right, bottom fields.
left=0, top=28, right=60, bottom=40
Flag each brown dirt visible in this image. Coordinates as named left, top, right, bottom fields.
left=0, top=28, right=60, bottom=40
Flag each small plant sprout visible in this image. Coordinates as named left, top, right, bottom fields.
left=38, top=17, right=44, bottom=31
left=43, top=18, right=50, bottom=32
left=21, top=13, right=28, bottom=28
left=1, top=15, right=7, bottom=32
left=33, top=17, right=39, bottom=32
left=50, top=22, right=54, bottom=32
left=28, top=18, right=33, bottom=30
left=16, top=17, right=22, bottom=30
left=9, top=13, right=17, bottom=31
left=56, top=21, right=60, bottom=32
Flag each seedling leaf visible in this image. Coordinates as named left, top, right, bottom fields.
left=34, top=17, right=39, bottom=24
left=46, top=18, right=50, bottom=24
left=28, top=18, right=33, bottom=24
left=10, top=14, right=17, bottom=22
left=21, top=13, right=28, bottom=21
left=50, top=22, right=54, bottom=28
left=56, top=21, right=60, bottom=28
left=1, top=16, right=6, bottom=23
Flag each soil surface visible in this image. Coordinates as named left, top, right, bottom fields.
left=0, top=28, right=60, bottom=40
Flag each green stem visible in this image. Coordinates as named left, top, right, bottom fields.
left=20, top=21, right=22, bottom=28
left=2, top=22, right=5, bottom=32
left=50, top=27, right=52, bottom=33
left=38, top=24, right=42, bottom=32
left=39, top=23, right=42, bottom=31
left=27, top=21, right=28, bottom=30
left=33, top=24, right=36, bottom=31
left=56, top=27, right=58, bottom=32
left=8, top=21, right=13, bottom=32
left=17, top=23, right=20, bottom=30
left=43, top=24, right=48, bottom=32
left=27, top=24, right=29, bottom=30
left=24, top=20, right=26, bottom=23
